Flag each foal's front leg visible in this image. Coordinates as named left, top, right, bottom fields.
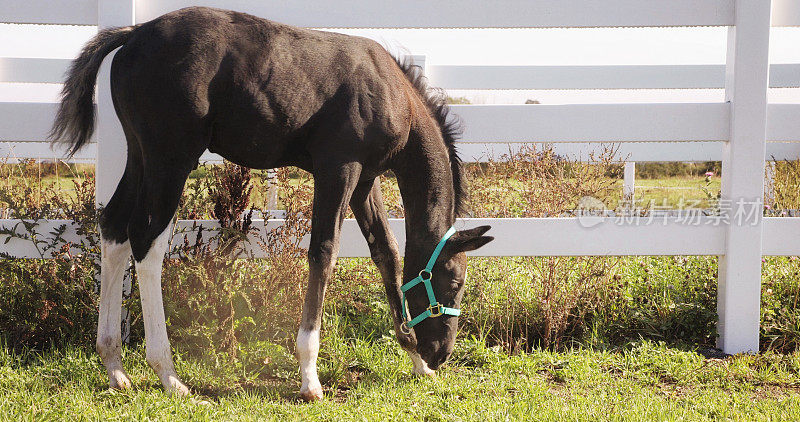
left=298, top=163, right=360, bottom=401
left=350, top=179, right=433, bottom=376
left=349, top=179, right=420, bottom=356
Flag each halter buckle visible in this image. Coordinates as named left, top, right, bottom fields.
left=427, top=303, right=444, bottom=317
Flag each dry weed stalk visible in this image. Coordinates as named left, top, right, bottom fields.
left=461, top=145, right=622, bottom=350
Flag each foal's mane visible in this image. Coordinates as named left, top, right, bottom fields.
left=394, top=57, right=468, bottom=217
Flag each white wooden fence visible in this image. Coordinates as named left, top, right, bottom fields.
left=2, top=0, right=800, bottom=354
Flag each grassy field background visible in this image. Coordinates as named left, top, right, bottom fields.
left=1, top=155, right=799, bottom=420
left=0, top=161, right=723, bottom=215
left=3, top=335, right=800, bottom=420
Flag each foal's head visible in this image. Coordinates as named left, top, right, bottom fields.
left=404, top=225, right=493, bottom=370
left=391, top=56, right=494, bottom=370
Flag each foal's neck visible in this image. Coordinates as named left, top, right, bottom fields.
left=393, top=122, right=456, bottom=251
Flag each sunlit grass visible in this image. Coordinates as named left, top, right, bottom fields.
left=2, top=336, right=799, bottom=421
left=634, top=176, right=721, bottom=209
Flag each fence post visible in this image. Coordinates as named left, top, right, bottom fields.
left=623, top=161, right=635, bottom=200
left=717, top=0, right=772, bottom=354
left=96, top=0, right=135, bottom=342
left=266, top=169, right=278, bottom=211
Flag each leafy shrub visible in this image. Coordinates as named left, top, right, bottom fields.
left=461, top=257, right=620, bottom=351
left=156, top=165, right=313, bottom=361
left=761, top=159, right=800, bottom=352
left=761, top=258, right=800, bottom=352
left=0, top=163, right=100, bottom=350
left=458, top=145, right=622, bottom=351
left=600, top=256, right=718, bottom=347
left=767, top=159, right=800, bottom=213
left=465, top=144, right=619, bottom=217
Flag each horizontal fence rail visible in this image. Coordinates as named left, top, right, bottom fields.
left=3, top=217, right=800, bottom=258
left=0, top=102, right=82, bottom=142
left=4, top=102, right=799, bottom=144
left=136, top=0, right=738, bottom=28
left=451, top=103, right=800, bottom=142
left=0, top=103, right=800, bottom=162
left=427, top=64, right=800, bottom=90
left=453, top=103, right=731, bottom=142
left=773, top=0, right=800, bottom=26
left=0, top=58, right=73, bottom=84
left=457, top=141, right=800, bottom=163
left=4, top=59, right=800, bottom=88
left=0, top=0, right=97, bottom=25
left=3, top=102, right=800, bottom=161
left=4, top=0, right=800, bottom=27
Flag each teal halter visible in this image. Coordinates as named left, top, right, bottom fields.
left=400, top=226, right=460, bottom=334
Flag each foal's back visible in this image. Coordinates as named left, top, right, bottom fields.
left=111, top=6, right=414, bottom=171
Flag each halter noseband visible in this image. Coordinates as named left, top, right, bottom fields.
left=400, top=226, right=460, bottom=334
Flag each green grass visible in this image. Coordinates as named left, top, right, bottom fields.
left=3, top=254, right=799, bottom=420
left=2, top=336, right=800, bottom=421
left=634, top=176, right=721, bottom=209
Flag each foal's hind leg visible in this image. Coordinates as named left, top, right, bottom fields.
left=97, top=239, right=133, bottom=389
left=129, top=160, right=195, bottom=396
left=96, top=166, right=138, bottom=390
left=298, top=162, right=361, bottom=401
left=135, top=222, right=188, bottom=395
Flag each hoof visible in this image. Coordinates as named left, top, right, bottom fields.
left=191, top=397, right=213, bottom=406
left=408, top=352, right=435, bottom=376
left=414, top=367, right=436, bottom=377
left=108, top=369, right=132, bottom=390
left=300, top=386, right=323, bottom=402
left=165, top=377, right=191, bottom=397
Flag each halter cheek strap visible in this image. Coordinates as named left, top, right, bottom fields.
left=400, top=226, right=460, bottom=333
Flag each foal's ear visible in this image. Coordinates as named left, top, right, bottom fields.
left=449, top=225, right=494, bottom=253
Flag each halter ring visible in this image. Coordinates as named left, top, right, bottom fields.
left=400, top=321, right=412, bottom=335
left=428, top=303, right=444, bottom=317
left=418, top=269, right=432, bottom=280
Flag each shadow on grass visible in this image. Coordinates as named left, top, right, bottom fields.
left=190, top=380, right=301, bottom=403
left=185, top=367, right=395, bottom=403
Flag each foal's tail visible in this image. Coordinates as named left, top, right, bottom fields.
left=49, top=26, right=136, bottom=157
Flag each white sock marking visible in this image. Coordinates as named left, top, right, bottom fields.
left=136, top=225, right=188, bottom=395
left=297, top=328, right=322, bottom=398
left=97, top=239, right=132, bottom=388
left=408, top=351, right=434, bottom=376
